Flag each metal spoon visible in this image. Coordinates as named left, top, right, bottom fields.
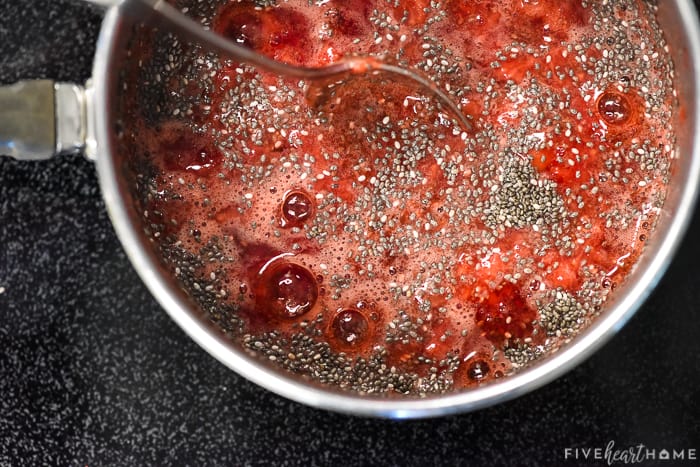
left=121, top=0, right=472, bottom=132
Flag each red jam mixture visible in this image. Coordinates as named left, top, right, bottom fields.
left=120, top=0, right=676, bottom=395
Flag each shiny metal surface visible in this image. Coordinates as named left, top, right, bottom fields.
left=0, top=80, right=56, bottom=160
left=0, top=80, right=89, bottom=160
left=92, top=0, right=700, bottom=418
left=83, top=80, right=99, bottom=162
left=55, top=83, right=88, bottom=156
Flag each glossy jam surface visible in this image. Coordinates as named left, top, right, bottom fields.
left=120, top=0, right=677, bottom=396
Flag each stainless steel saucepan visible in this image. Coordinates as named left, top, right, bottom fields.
left=1, top=0, right=699, bottom=418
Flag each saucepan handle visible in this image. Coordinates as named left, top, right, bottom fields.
left=0, top=0, right=118, bottom=161
left=0, top=80, right=94, bottom=161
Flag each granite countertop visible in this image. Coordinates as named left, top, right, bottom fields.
left=0, top=0, right=698, bottom=465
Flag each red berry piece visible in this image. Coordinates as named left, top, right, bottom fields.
left=213, top=2, right=263, bottom=48
left=331, top=308, right=370, bottom=347
left=323, top=3, right=369, bottom=37
left=280, top=190, right=314, bottom=227
left=161, top=134, right=221, bottom=174
left=392, top=0, right=431, bottom=26
left=213, top=2, right=311, bottom=64
left=512, top=0, right=588, bottom=42
left=475, top=282, right=537, bottom=343
left=260, top=263, right=318, bottom=318
left=267, top=8, right=309, bottom=49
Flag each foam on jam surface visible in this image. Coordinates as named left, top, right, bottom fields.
left=121, top=0, right=676, bottom=395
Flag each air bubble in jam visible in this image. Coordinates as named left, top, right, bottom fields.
left=597, top=91, right=632, bottom=125
left=330, top=308, right=370, bottom=347
left=258, top=262, right=318, bottom=318
left=467, top=359, right=490, bottom=381
left=280, top=190, right=314, bottom=227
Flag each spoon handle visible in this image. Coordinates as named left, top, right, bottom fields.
left=88, top=0, right=472, bottom=131
left=141, top=0, right=473, bottom=129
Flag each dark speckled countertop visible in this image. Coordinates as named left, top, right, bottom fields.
left=1, top=0, right=699, bottom=465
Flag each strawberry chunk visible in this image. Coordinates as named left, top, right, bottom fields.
left=213, top=2, right=312, bottom=65
left=512, top=0, right=588, bottom=43
left=159, top=129, right=222, bottom=175
left=391, top=0, right=432, bottom=26
left=475, top=282, right=537, bottom=344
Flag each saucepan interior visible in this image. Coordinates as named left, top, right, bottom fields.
left=93, top=0, right=700, bottom=417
